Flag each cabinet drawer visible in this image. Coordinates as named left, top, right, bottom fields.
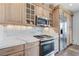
left=25, top=41, right=39, bottom=49
left=0, top=44, right=24, bottom=56
left=9, top=51, right=24, bottom=56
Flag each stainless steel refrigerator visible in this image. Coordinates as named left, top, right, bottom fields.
left=60, top=15, right=67, bottom=51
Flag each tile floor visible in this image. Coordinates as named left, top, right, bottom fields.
left=56, top=45, right=79, bottom=56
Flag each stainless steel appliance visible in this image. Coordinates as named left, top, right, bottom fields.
left=40, top=39, right=54, bottom=56
left=35, top=16, right=49, bottom=27
left=60, top=15, right=67, bottom=51
left=34, top=35, right=54, bottom=56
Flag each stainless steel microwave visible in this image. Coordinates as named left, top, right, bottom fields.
left=35, top=16, right=49, bottom=27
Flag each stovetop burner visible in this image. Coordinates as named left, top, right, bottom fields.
left=34, top=35, right=54, bottom=41
left=34, top=35, right=52, bottom=38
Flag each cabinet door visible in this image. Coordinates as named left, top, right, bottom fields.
left=36, top=6, right=43, bottom=17
left=43, top=4, right=49, bottom=10
left=43, top=9, right=49, bottom=19
left=9, top=4, right=22, bottom=25
left=27, top=46, right=39, bottom=56
left=9, top=51, right=24, bottom=56
left=0, top=44, right=24, bottom=56
left=53, top=8, right=60, bottom=33
left=20, top=3, right=26, bottom=25
left=25, top=42, right=39, bottom=56
left=0, top=4, right=6, bottom=24
left=66, top=14, right=73, bottom=45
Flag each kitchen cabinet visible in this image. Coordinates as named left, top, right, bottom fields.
left=0, top=3, right=35, bottom=26
left=69, top=15, right=73, bottom=44
left=27, top=46, right=39, bottom=56
left=20, top=4, right=26, bottom=25
left=0, top=3, right=53, bottom=26
left=35, top=4, right=49, bottom=18
left=42, top=4, right=49, bottom=19
left=35, top=3, right=53, bottom=27
left=43, top=4, right=49, bottom=10
left=49, top=9, right=53, bottom=27
left=9, top=3, right=35, bottom=26
left=64, top=12, right=73, bottom=46
left=43, top=9, right=49, bottom=19
left=7, top=4, right=23, bottom=25
left=25, top=3, right=35, bottom=26
left=36, top=6, right=43, bottom=17
left=0, top=44, right=24, bottom=56
left=52, top=7, right=60, bottom=32
left=0, top=3, right=25, bottom=25
left=0, top=41, right=39, bottom=56
left=49, top=4, right=54, bottom=10
left=25, top=41, right=39, bottom=56
left=0, top=4, right=6, bottom=24
left=9, top=51, right=24, bottom=56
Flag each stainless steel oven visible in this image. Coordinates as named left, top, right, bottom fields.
left=34, top=35, right=54, bottom=56
left=40, top=39, right=54, bottom=56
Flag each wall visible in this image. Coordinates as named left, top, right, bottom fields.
left=73, top=12, right=79, bottom=45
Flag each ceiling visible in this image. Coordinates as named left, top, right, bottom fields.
left=53, top=3, right=79, bottom=13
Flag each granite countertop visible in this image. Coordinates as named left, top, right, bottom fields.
left=0, top=34, right=57, bottom=49
left=0, top=36, right=40, bottom=49
left=0, top=37, right=26, bottom=49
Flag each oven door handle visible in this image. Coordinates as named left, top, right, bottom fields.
left=41, top=41, right=54, bottom=45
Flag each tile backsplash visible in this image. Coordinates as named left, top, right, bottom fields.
left=0, top=25, right=58, bottom=40
left=1, top=25, right=44, bottom=37
left=0, top=25, right=4, bottom=41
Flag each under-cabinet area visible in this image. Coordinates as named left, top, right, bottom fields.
left=0, top=3, right=74, bottom=56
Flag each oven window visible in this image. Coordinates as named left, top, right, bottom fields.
left=41, top=42, right=54, bottom=56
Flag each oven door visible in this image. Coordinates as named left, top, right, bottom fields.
left=40, top=40, right=54, bottom=56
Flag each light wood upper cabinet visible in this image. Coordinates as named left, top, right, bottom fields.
left=49, top=9, right=53, bottom=27
left=0, top=3, right=53, bottom=26
left=35, top=4, right=49, bottom=18
left=43, top=9, right=49, bottom=19
left=0, top=3, right=26, bottom=25
left=53, top=8, right=60, bottom=33
left=0, top=4, right=6, bottom=24
left=8, top=4, right=22, bottom=25
left=20, top=4, right=26, bottom=25
left=36, top=6, right=43, bottom=17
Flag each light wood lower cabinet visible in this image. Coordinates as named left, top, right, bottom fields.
left=25, top=46, right=39, bottom=56
left=25, top=42, right=39, bottom=56
left=0, top=44, right=24, bottom=56
left=0, top=42, right=39, bottom=56
left=9, top=51, right=24, bottom=56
